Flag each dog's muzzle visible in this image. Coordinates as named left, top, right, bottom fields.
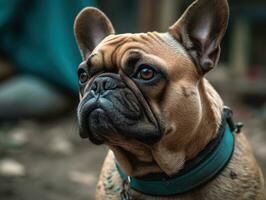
left=77, top=74, right=162, bottom=145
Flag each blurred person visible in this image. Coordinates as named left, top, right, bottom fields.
left=0, top=0, right=96, bottom=121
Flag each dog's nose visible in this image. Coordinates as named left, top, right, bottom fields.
left=91, top=76, right=118, bottom=95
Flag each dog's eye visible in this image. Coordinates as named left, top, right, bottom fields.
left=137, top=66, right=155, bottom=80
left=78, top=68, right=89, bottom=84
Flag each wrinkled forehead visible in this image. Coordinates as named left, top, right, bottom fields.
left=86, top=32, right=192, bottom=74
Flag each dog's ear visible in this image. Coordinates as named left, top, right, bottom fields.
left=74, top=7, right=115, bottom=60
left=169, top=0, right=229, bottom=74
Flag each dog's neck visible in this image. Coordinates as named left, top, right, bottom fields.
left=149, top=78, right=224, bottom=176
left=186, top=78, right=224, bottom=158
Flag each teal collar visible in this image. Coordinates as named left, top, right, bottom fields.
left=116, top=120, right=235, bottom=196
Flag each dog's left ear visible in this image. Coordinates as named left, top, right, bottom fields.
left=74, top=7, right=115, bottom=60
left=169, top=0, right=229, bottom=74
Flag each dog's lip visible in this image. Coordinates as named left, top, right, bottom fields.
left=78, top=99, right=102, bottom=140
left=79, top=98, right=99, bottom=115
left=87, top=108, right=107, bottom=142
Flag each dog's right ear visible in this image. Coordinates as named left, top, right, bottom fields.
left=74, top=7, right=115, bottom=60
left=169, top=0, right=229, bottom=75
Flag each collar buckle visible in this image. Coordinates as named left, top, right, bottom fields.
left=223, top=106, right=235, bottom=132
left=223, top=106, right=244, bottom=134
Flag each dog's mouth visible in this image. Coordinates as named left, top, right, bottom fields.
left=77, top=74, right=163, bottom=145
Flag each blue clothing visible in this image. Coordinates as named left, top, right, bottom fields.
left=0, top=0, right=96, bottom=92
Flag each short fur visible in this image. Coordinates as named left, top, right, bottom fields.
left=74, top=0, right=266, bottom=199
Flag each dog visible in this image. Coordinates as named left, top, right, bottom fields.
left=74, top=0, right=266, bottom=199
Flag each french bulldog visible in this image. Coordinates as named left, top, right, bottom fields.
left=74, top=0, right=266, bottom=199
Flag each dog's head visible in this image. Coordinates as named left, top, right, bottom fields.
left=75, top=0, right=228, bottom=176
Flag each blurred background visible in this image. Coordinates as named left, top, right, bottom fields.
left=0, top=0, right=265, bottom=199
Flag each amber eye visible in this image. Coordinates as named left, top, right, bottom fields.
left=78, top=69, right=89, bottom=84
left=137, top=66, right=155, bottom=80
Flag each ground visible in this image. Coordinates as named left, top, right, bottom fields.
left=0, top=116, right=107, bottom=200
left=0, top=104, right=265, bottom=200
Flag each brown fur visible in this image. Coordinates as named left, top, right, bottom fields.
left=74, top=0, right=266, bottom=199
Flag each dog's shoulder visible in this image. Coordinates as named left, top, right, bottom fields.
left=202, top=133, right=266, bottom=200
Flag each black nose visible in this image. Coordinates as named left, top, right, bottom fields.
left=91, top=76, right=119, bottom=95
